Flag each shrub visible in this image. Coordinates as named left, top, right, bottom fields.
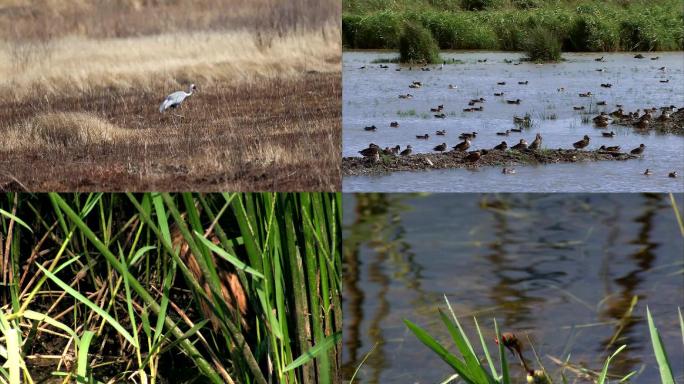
left=525, top=26, right=562, bottom=61
left=399, top=22, right=441, bottom=63
left=354, top=10, right=403, bottom=49
left=461, top=0, right=501, bottom=11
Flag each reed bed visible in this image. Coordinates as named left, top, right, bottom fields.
left=0, top=192, right=341, bottom=383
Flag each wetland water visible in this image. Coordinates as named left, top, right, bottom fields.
left=342, top=52, right=684, bottom=192
left=343, top=193, right=684, bottom=383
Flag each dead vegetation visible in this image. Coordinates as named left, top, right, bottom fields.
left=0, top=0, right=341, bottom=191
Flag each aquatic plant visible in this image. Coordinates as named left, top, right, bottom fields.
left=0, top=193, right=341, bottom=383
left=525, top=26, right=562, bottom=62
left=404, top=296, right=645, bottom=384
left=399, top=22, right=441, bottom=64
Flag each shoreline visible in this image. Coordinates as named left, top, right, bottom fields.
left=343, top=148, right=638, bottom=177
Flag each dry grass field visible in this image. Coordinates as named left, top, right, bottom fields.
left=0, top=0, right=340, bottom=191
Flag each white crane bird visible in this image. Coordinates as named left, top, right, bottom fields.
left=159, top=84, right=197, bottom=113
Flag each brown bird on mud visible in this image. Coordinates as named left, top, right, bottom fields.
left=630, top=144, right=646, bottom=155
left=599, top=145, right=621, bottom=152
left=464, top=151, right=481, bottom=162
left=494, top=141, right=508, bottom=150
left=359, top=145, right=380, bottom=157
left=452, top=139, right=471, bottom=152
left=171, top=223, right=248, bottom=331
left=433, top=143, right=447, bottom=152
left=400, top=145, right=412, bottom=156
left=572, top=135, right=590, bottom=150
left=511, top=139, right=528, bottom=150
left=528, top=133, right=542, bottom=150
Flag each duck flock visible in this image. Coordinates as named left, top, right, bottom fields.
left=354, top=54, right=681, bottom=178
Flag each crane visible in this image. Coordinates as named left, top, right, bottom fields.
left=159, top=84, right=197, bottom=113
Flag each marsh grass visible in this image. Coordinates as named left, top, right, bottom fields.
left=0, top=192, right=341, bottom=383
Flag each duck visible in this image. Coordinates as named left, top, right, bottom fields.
left=470, top=97, right=485, bottom=104
left=634, top=119, right=649, bottom=129
left=398, top=94, right=413, bottom=99
left=511, top=127, right=523, bottom=133
left=596, top=101, right=607, bottom=106
left=593, top=112, right=609, bottom=122
left=416, top=134, right=429, bottom=139
left=459, top=132, right=478, bottom=140
left=448, top=84, right=457, bottom=89
left=507, top=99, right=522, bottom=105
left=433, top=143, right=447, bottom=152
left=657, top=111, right=671, bottom=121
left=494, top=141, right=508, bottom=150
left=434, top=113, right=446, bottom=118
left=600, top=83, right=612, bottom=88
left=364, top=125, right=377, bottom=131
left=602, top=131, right=616, bottom=137
left=391, top=145, right=401, bottom=155
left=502, top=167, right=516, bottom=174
left=579, top=92, right=593, bottom=97
left=651, top=56, right=660, bottom=60
left=473, top=106, right=484, bottom=111
left=430, top=104, right=444, bottom=112
left=494, top=92, right=504, bottom=96
left=630, top=144, right=646, bottom=155
left=497, top=81, right=506, bottom=85
left=634, top=54, right=645, bottom=59
left=573, top=106, right=585, bottom=111
left=400, top=145, right=413, bottom=156
left=497, top=130, right=510, bottom=136
left=464, top=151, right=481, bottom=162
left=595, top=119, right=609, bottom=128
left=436, top=130, right=446, bottom=136
left=477, top=59, right=488, bottom=63
left=644, top=168, right=653, bottom=175
left=528, top=133, right=542, bottom=150
left=511, top=139, right=528, bottom=150
left=660, top=79, right=670, bottom=83
left=669, top=171, right=678, bottom=178
left=513, top=115, right=530, bottom=124
left=595, top=56, right=604, bottom=62
left=518, top=81, right=528, bottom=85
left=453, top=139, right=471, bottom=151
left=390, top=121, right=399, bottom=127
left=572, top=135, right=590, bottom=149
left=599, top=145, right=620, bottom=152
left=358, top=146, right=380, bottom=157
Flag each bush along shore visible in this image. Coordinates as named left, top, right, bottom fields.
left=343, top=1, right=684, bottom=55
left=342, top=147, right=639, bottom=176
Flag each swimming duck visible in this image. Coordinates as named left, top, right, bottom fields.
left=430, top=104, right=444, bottom=112
left=507, top=99, right=522, bottom=104
left=660, top=79, right=669, bottom=83
left=379, top=64, right=389, bottom=69
left=595, top=56, right=604, bottom=62
left=596, top=101, right=607, bottom=106
left=513, top=115, right=530, bottom=124
left=600, top=83, right=612, bottom=88
left=453, top=139, right=471, bottom=151
left=579, top=92, right=593, bottom=97
left=518, top=81, right=528, bottom=85
left=651, top=56, right=660, bottom=60
left=528, top=133, right=542, bottom=150
left=448, top=84, right=457, bottom=89
left=511, top=127, right=523, bottom=133
left=644, top=168, right=653, bottom=175
left=494, top=92, right=504, bottom=96
left=595, top=119, right=609, bottom=128
left=511, top=139, right=528, bottom=150
left=669, top=171, right=678, bottom=178
left=602, top=131, right=616, bottom=137
left=630, top=144, right=646, bottom=155
left=634, top=54, right=645, bottom=59
left=400, top=145, right=412, bottom=156
left=494, top=141, right=508, bottom=150
left=497, top=130, right=510, bottom=136
left=599, top=145, right=620, bottom=152
left=416, top=134, right=429, bottom=139
left=434, top=113, right=446, bottom=118
left=398, top=94, right=413, bottom=99
left=497, top=81, right=506, bottom=85
left=477, top=59, right=488, bottom=63
left=464, top=151, right=481, bottom=162
left=473, top=106, right=484, bottom=111
left=573, top=106, right=585, bottom=111
left=459, top=132, right=478, bottom=140
left=436, top=130, right=446, bottom=136
left=390, top=121, right=399, bottom=127
left=364, top=125, right=377, bottom=131
left=433, top=143, right=447, bottom=152
left=470, top=98, right=486, bottom=104
left=502, top=167, right=516, bottom=174
left=572, top=135, right=590, bottom=149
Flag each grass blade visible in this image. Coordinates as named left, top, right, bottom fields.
left=646, top=307, right=675, bottom=384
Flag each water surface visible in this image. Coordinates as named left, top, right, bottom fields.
left=343, top=52, right=684, bottom=192
left=343, top=193, right=684, bottom=383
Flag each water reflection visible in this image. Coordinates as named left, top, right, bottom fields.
left=343, top=194, right=684, bottom=383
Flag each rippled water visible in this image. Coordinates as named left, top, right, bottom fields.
left=342, top=193, right=684, bottom=383
left=343, top=52, right=684, bottom=192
